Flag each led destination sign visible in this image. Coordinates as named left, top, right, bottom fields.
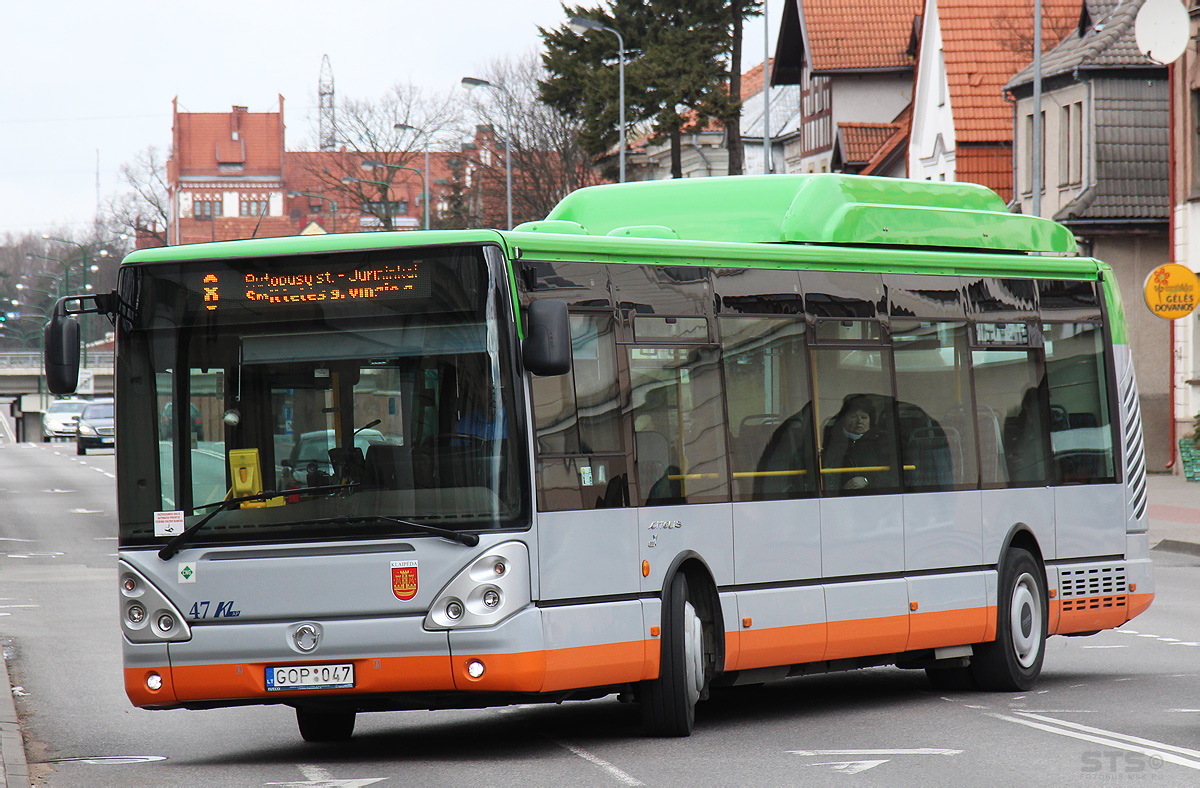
left=200, top=262, right=430, bottom=312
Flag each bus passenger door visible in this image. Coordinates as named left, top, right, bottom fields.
left=529, top=312, right=646, bottom=687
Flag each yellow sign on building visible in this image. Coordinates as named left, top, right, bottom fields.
left=1143, top=263, right=1199, bottom=320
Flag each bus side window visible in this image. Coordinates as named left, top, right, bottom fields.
left=629, top=345, right=728, bottom=506
left=811, top=341, right=902, bottom=496
left=971, top=335, right=1051, bottom=488
left=1043, top=322, right=1115, bottom=484
left=531, top=312, right=629, bottom=511
left=719, top=316, right=815, bottom=501
left=892, top=321, right=979, bottom=491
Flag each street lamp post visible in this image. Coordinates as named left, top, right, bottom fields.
left=341, top=176, right=398, bottom=229
left=568, top=15, right=625, bottom=183
left=392, top=124, right=431, bottom=230
left=360, top=159, right=428, bottom=231
left=287, top=190, right=339, bottom=233
left=461, top=77, right=513, bottom=229
left=39, top=235, right=120, bottom=369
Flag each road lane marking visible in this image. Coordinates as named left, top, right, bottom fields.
left=264, top=764, right=385, bottom=787
left=791, top=749, right=962, bottom=776
left=990, top=712, right=1200, bottom=770
left=789, top=749, right=962, bottom=756
left=806, top=760, right=888, bottom=774
left=552, top=739, right=644, bottom=786
left=1081, top=644, right=1128, bottom=649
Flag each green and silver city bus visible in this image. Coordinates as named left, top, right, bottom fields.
left=46, top=174, right=1152, bottom=741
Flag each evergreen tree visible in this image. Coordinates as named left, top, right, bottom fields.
left=541, top=0, right=739, bottom=179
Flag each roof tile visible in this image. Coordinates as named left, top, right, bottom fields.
left=805, top=0, right=923, bottom=71
left=939, top=0, right=1079, bottom=143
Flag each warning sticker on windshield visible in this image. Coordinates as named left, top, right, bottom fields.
left=392, top=560, right=418, bottom=600
left=154, top=511, right=185, bottom=537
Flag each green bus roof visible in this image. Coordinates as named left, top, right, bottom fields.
left=520, top=173, right=1077, bottom=255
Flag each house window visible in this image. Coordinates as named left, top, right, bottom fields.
left=362, top=201, right=407, bottom=216
left=239, top=198, right=268, bottom=217
left=1066, top=102, right=1083, bottom=187
left=1023, top=111, right=1046, bottom=197
left=192, top=198, right=221, bottom=221
left=1058, top=105, right=1071, bottom=187
left=1193, top=89, right=1200, bottom=194
left=937, top=50, right=946, bottom=107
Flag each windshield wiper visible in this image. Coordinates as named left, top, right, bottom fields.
left=353, top=515, right=479, bottom=547
left=157, top=483, right=357, bottom=561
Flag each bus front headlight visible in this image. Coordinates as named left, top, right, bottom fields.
left=424, top=542, right=530, bottom=630
left=120, top=562, right=192, bottom=643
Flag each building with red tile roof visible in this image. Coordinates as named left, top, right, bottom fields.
left=1004, top=0, right=1173, bottom=469
left=909, top=0, right=1078, bottom=199
left=767, top=0, right=919, bottom=174
left=163, top=99, right=464, bottom=246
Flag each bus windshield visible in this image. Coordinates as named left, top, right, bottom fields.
left=115, top=244, right=527, bottom=547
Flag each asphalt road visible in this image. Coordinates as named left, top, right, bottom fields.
left=4, top=441, right=1200, bottom=786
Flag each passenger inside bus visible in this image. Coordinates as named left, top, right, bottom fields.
left=821, top=395, right=896, bottom=493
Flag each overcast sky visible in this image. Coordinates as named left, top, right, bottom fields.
left=1, top=1, right=781, bottom=237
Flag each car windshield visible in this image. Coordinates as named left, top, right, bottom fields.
left=48, top=401, right=87, bottom=415
left=83, top=403, right=114, bottom=419
left=114, top=245, right=528, bottom=547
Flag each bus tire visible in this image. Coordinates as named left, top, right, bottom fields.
left=971, top=547, right=1046, bottom=691
left=296, top=707, right=356, bottom=742
left=640, top=572, right=705, bottom=737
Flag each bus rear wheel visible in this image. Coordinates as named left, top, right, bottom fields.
left=296, top=707, right=356, bottom=742
left=640, top=573, right=706, bottom=737
left=971, top=547, right=1046, bottom=691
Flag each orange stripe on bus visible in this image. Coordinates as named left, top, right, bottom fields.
left=825, top=613, right=910, bottom=660
left=1052, top=592, right=1155, bottom=635
left=165, top=655, right=453, bottom=703
left=125, top=666, right=178, bottom=708
left=727, top=622, right=826, bottom=671
left=458, top=640, right=649, bottom=693
left=908, top=607, right=992, bottom=651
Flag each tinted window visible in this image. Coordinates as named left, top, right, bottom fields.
left=892, top=321, right=977, bottom=490
left=532, top=312, right=629, bottom=511
left=720, top=317, right=815, bottom=501
left=1044, top=322, right=1115, bottom=484
left=629, top=346, right=728, bottom=505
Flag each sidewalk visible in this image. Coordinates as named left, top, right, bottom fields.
left=1, top=646, right=29, bottom=788
left=1146, top=471, right=1200, bottom=553
left=0, top=475, right=1197, bottom=786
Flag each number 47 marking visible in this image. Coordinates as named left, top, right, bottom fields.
left=189, top=601, right=210, bottom=619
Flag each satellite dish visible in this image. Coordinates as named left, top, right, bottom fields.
left=1135, top=0, right=1189, bottom=65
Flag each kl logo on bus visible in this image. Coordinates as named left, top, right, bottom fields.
left=392, top=560, right=418, bottom=601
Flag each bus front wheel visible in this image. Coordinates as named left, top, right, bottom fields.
left=640, top=572, right=706, bottom=737
left=296, top=707, right=356, bottom=742
left=971, top=547, right=1046, bottom=691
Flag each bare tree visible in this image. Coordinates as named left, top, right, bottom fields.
left=993, top=0, right=1077, bottom=55
left=464, top=52, right=605, bottom=229
left=104, top=145, right=170, bottom=247
left=299, top=83, right=462, bottom=231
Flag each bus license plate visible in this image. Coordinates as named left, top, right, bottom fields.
left=265, top=663, right=355, bottom=691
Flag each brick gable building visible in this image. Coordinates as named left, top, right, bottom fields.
left=164, top=98, right=459, bottom=246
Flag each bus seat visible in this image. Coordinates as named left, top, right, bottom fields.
left=634, top=430, right=669, bottom=501
left=365, top=444, right=414, bottom=491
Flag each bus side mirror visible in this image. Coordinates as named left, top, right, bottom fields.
left=44, top=300, right=81, bottom=395
left=523, top=299, right=571, bottom=376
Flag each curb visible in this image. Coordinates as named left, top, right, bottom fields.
left=0, top=652, right=30, bottom=788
